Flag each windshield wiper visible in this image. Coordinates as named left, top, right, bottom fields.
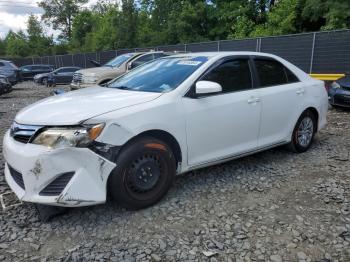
left=113, top=85, right=131, bottom=90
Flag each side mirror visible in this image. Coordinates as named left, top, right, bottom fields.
left=195, top=81, right=222, bottom=95
left=127, top=62, right=134, bottom=70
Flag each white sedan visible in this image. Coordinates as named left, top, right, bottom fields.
left=3, top=52, right=328, bottom=209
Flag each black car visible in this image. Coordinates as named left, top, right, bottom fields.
left=19, top=64, right=55, bottom=80
left=34, top=67, right=81, bottom=85
left=328, top=73, right=350, bottom=108
left=0, top=59, right=20, bottom=84
left=0, top=74, right=12, bottom=95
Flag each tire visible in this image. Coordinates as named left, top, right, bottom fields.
left=288, top=110, right=317, bottom=153
left=42, top=78, right=48, bottom=86
left=108, top=137, right=176, bottom=209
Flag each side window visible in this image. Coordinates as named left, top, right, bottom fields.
left=255, top=59, right=289, bottom=87
left=57, top=68, right=70, bottom=73
left=202, top=59, right=252, bottom=93
left=134, top=54, right=154, bottom=65
left=154, top=53, right=168, bottom=59
left=285, top=67, right=300, bottom=83
left=0, top=62, right=5, bottom=67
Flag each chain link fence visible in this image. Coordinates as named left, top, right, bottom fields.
left=4, top=29, right=350, bottom=74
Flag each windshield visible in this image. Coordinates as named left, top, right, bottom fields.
left=9, top=63, right=18, bottom=69
left=104, top=53, right=134, bottom=68
left=108, top=56, right=208, bottom=93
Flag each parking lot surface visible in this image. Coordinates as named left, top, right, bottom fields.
left=0, top=82, right=349, bottom=261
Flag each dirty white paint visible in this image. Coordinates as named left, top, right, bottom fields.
left=3, top=131, right=115, bottom=207
left=2, top=52, right=328, bottom=208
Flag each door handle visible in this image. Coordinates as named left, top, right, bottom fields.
left=248, top=97, right=260, bottom=104
left=248, top=98, right=255, bottom=104
left=296, top=88, right=305, bottom=95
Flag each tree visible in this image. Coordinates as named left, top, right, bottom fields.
left=27, top=14, right=53, bottom=56
left=0, top=38, right=6, bottom=56
left=39, top=0, right=88, bottom=40
left=5, top=31, right=30, bottom=57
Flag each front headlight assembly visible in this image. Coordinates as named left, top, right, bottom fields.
left=330, top=82, right=341, bottom=89
left=32, top=123, right=105, bottom=149
left=0, top=78, right=7, bottom=84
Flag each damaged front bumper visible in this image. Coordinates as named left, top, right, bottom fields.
left=3, top=131, right=116, bottom=207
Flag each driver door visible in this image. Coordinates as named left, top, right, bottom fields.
left=182, top=58, right=262, bottom=167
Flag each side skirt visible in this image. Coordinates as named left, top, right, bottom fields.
left=185, top=141, right=289, bottom=172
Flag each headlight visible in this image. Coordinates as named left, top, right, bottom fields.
left=331, top=82, right=341, bottom=89
left=83, top=75, right=98, bottom=84
left=32, top=123, right=105, bottom=149
left=0, top=78, right=7, bottom=84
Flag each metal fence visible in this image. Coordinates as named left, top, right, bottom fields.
left=4, top=29, right=350, bottom=74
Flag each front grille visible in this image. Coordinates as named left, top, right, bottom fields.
left=39, top=172, right=75, bottom=196
left=72, top=73, right=82, bottom=84
left=8, top=164, right=25, bottom=190
left=10, top=123, right=42, bottom=144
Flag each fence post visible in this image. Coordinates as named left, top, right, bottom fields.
left=309, top=32, right=316, bottom=74
left=84, top=53, right=87, bottom=68
left=184, top=44, right=187, bottom=53
left=217, top=41, right=220, bottom=51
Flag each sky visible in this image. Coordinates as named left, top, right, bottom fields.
left=0, top=0, right=99, bottom=38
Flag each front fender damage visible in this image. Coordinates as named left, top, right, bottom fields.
left=22, top=147, right=116, bottom=207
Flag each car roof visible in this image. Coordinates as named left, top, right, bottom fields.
left=57, top=66, right=81, bottom=69
left=22, top=64, right=54, bottom=66
left=168, top=51, right=281, bottom=59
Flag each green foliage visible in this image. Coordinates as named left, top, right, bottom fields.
left=27, top=15, right=54, bottom=56
left=5, top=31, right=30, bottom=57
left=0, top=0, right=349, bottom=57
left=38, top=0, right=89, bottom=40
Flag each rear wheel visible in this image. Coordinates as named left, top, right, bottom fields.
left=42, top=77, right=48, bottom=86
left=108, top=137, right=176, bottom=209
left=288, top=110, right=316, bottom=153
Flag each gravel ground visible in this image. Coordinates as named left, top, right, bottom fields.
left=0, top=82, right=350, bottom=262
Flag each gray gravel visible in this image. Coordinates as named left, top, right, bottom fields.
left=0, top=82, right=350, bottom=261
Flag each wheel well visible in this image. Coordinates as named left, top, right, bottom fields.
left=123, top=130, right=182, bottom=165
left=305, top=107, right=319, bottom=131
left=99, top=79, right=112, bottom=85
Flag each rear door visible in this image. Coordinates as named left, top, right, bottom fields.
left=59, top=68, right=78, bottom=83
left=183, top=57, right=262, bottom=166
left=252, top=57, right=304, bottom=147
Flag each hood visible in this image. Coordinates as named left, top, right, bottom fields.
left=35, top=73, right=49, bottom=78
left=15, top=86, right=162, bottom=125
left=77, top=66, right=124, bottom=77
left=337, top=75, right=350, bottom=89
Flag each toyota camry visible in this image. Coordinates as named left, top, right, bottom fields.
left=3, top=52, right=328, bottom=209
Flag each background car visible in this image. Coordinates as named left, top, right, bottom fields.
left=19, top=64, right=55, bottom=80
left=70, top=51, right=172, bottom=90
left=0, top=74, right=12, bottom=95
left=328, top=73, right=350, bottom=108
left=34, top=67, right=81, bottom=86
left=0, top=59, right=20, bottom=85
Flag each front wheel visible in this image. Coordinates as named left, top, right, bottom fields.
left=288, top=110, right=316, bottom=153
left=108, top=137, right=176, bottom=209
